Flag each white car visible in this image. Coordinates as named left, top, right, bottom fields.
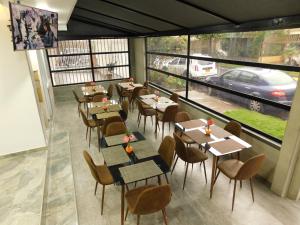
left=164, top=54, right=217, bottom=79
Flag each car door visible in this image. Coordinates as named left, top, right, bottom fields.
left=236, top=71, right=258, bottom=95
left=219, top=70, right=240, bottom=100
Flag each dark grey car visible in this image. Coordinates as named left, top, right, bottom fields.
left=205, top=67, right=297, bottom=112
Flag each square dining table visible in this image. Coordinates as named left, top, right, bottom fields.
left=100, top=132, right=169, bottom=225
left=177, top=120, right=252, bottom=198
left=118, top=82, right=143, bottom=91
left=81, top=85, right=107, bottom=97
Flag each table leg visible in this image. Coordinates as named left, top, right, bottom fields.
left=210, top=155, right=217, bottom=199
left=121, top=185, right=125, bottom=225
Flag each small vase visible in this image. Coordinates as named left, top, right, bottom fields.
left=125, top=144, right=133, bottom=154
left=205, top=127, right=212, bottom=136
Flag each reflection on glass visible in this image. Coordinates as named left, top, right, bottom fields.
left=93, top=53, right=128, bottom=67
left=94, top=66, right=129, bottom=81
left=147, top=36, right=188, bottom=55
left=49, top=55, right=91, bottom=70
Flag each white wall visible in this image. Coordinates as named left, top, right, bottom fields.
left=0, top=4, right=46, bottom=156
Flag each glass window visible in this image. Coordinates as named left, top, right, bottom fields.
left=51, top=70, right=93, bottom=86
left=147, top=36, right=188, bottom=55
left=94, top=66, right=129, bottom=81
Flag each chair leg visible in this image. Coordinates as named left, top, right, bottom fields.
left=101, top=185, right=105, bottom=215
left=164, top=173, right=169, bottom=184
left=183, top=163, right=189, bottom=190
left=86, top=126, right=88, bottom=139
left=169, top=122, right=171, bottom=131
left=144, top=115, right=147, bottom=133
left=171, top=156, right=179, bottom=174
left=203, top=161, right=207, bottom=184
left=137, top=215, right=140, bottom=225
left=162, top=208, right=168, bottom=225
left=214, top=169, right=220, bottom=185
left=250, top=178, right=255, bottom=202
left=232, top=179, right=237, bottom=211
left=125, top=207, right=129, bottom=220
left=151, top=116, right=153, bottom=125
left=240, top=180, right=242, bottom=188
left=94, top=182, right=98, bottom=195
left=89, top=127, right=92, bottom=148
left=138, top=114, right=141, bottom=127
left=162, top=122, right=165, bottom=139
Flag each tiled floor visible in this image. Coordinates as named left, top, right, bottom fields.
left=54, top=85, right=300, bottom=225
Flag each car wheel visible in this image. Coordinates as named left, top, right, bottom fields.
left=249, top=100, right=263, bottom=112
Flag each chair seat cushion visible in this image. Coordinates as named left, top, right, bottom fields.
left=186, top=147, right=208, bottom=163
left=96, top=165, right=114, bottom=185
left=217, top=159, right=244, bottom=179
left=125, top=185, right=155, bottom=212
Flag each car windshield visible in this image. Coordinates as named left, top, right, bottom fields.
left=261, top=70, right=295, bottom=85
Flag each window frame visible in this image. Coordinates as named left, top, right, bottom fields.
left=145, top=34, right=299, bottom=144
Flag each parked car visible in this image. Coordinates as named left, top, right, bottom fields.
left=205, top=67, right=296, bottom=112
left=163, top=54, right=217, bottom=79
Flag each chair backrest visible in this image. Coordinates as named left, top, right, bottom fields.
left=133, top=185, right=172, bottom=215
left=224, top=121, right=242, bottom=137
left=72, top=90, right=80, bottom=103
left=80, top=109, right=90, bottom=127
left=174, top=111, right=191, bottom=123
left=130, top=87, right=143, bottom=103
left=158, top=136, right=175, bottom=168
left=170, top=93, right=179, bottom=103
left=137, top=100, right=145, bottom=115
left=162, top=105, right=178, bottom=122
left=83, top=150, right=99, bottom=183
left=105, top=121, right=127, bottom=137
left=102, top=116, right=123, bottom=136
left=236, top=154, right=266, bottom=180
left=115, top=84, right=122, bottom=97
left=138, top=88, right=150, bottom=96
left=107, top=84, right=114, bottom=99
left=173, top=132, right=188, bottom=161
left=121, top=100, right=129, bottom=116
left=92, top=94, right=104, bottom=102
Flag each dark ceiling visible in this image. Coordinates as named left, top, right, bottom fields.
left=59, top=0, right=300, bottom=39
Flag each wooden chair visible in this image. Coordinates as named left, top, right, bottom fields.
left=224, top=120, right=242, bottom=137
left=80, top=109, right=102, bottom=147
left=115, top=84, right=131, bottom=103
left=172, top=132, right=208, bottom=190
left=72, top=90, right=87, bottom=117
left=83, top=150, right=113, bottom=215
left=170, top=93, right=179, bottom=103
left=215, top=154, right=266, bottom=211
left=174, top=111, right=195, bottom=145
left=129, top=87, right=143, bottom=111
left=107, top=84, right=114, bottom=99
left=125, top=184, right=172, bottom=225
left=155, top=105, right=178, bottom=139
left=121, top=100, right=129, bottom=122
left=101, top=116, right=123, bottom=137
left=158, top=136, right=175, bottom=183
left=105, top=121, right=127, bottom=137
left=137, top=100, right=156, bottom=133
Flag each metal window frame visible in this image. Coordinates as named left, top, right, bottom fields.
left=145, top=34, right=300, bottom=144
left=47, top=38, right=131, bottom=86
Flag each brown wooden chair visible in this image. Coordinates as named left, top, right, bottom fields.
left=137, top=100, right=156, bottom=133
left=92, top=94, right=105, bottom=102
left=80, top=109, right=102, bottom=147
left=215, top=154, right=266, bottom=210
left=105, top=121, right=127, bottom=137
left=101, top=116, right=123, bottom=137
left=83, top=150, right=113, bottom=215
left=107, top=84, right=114, bottom=99
left=174, top=111, right=195, bottom=145
left=224, top=120, right=242, bottom=137
left=125, top=184, right=172, bottom=225
left=115, top=84, right=131, bottom=103
left=172, top=132, right=208, bottom=190
left=158, top=136, right=175, bottom=183
left=129, top=86, right=143, bottom=111
left=121, top=100, right=129, bottom=121
left=155, top=105, right=178, bottom=139
left=72, top=90, right=88, bottom=117
left=170, top=93, right=179, bottom=103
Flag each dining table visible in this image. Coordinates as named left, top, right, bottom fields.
left=81, top=84, right=107, bottom=97
left=139, top=95, right=178, bottom=112
left=100, top=131, right=169, bottom=225
left=118, top=82, right=144, bottom=91
left=175, top=119, right=252, bottom=198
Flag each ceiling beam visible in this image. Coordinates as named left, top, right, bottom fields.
left=176, top=0, right=239, bottom=25
left=99, top=0, right=187, bottom=29
left=71, top=15, right=140, bottom=35
left=75, top=6, right=159, bottom=32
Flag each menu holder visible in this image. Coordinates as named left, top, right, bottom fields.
left=119, top=160, right=163, bottom=184
left=102, top=145, right=130, bottom=166
left=96, top=111, right=119, bottom=120
left=130, top=141, right=158, bottom=159
left=104, top=133, right=137, bottom=147
left=185, top=129, right=214, bottom=144
left=179, top=119, right=206, bottom=130
left=208, top=138, right=247, bottom=155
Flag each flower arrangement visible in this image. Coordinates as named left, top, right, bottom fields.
left=102, top=97, right=108, bottom=103
left=102, top=105, right=108, bottom=112
left=123, top=132, right=135, bottom=154
left=205, top=117, right=214, bottom=136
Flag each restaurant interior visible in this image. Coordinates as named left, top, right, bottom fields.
left=1, top=0, right=300, bottom=225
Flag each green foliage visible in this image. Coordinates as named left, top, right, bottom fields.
left=147, top=36, right=187, bottom=54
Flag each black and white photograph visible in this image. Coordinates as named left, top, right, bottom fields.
left=9, top=2, right=58, bottom=50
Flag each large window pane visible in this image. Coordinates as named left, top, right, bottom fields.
left=91, top=38, right=128, bottom=52
left=147, top=54, right=187, bottom=77
left=190, top=28, right=300, bottom=67
left=93, top=53, right=129, bottom=67
left=192, top=62, right=298, bottom=106
left=52, top=70, right=93, bottom=86
left=49, top=55, right=91, bottom=71
left=188, top=81, right=289, bottom=140
left=48, top=40, right=89, bottom=55
left=148, top=70, right=186, bottom=97
left=94, top=66, right=129, bottom=81
left=147, top=36, right=188, bottom=55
